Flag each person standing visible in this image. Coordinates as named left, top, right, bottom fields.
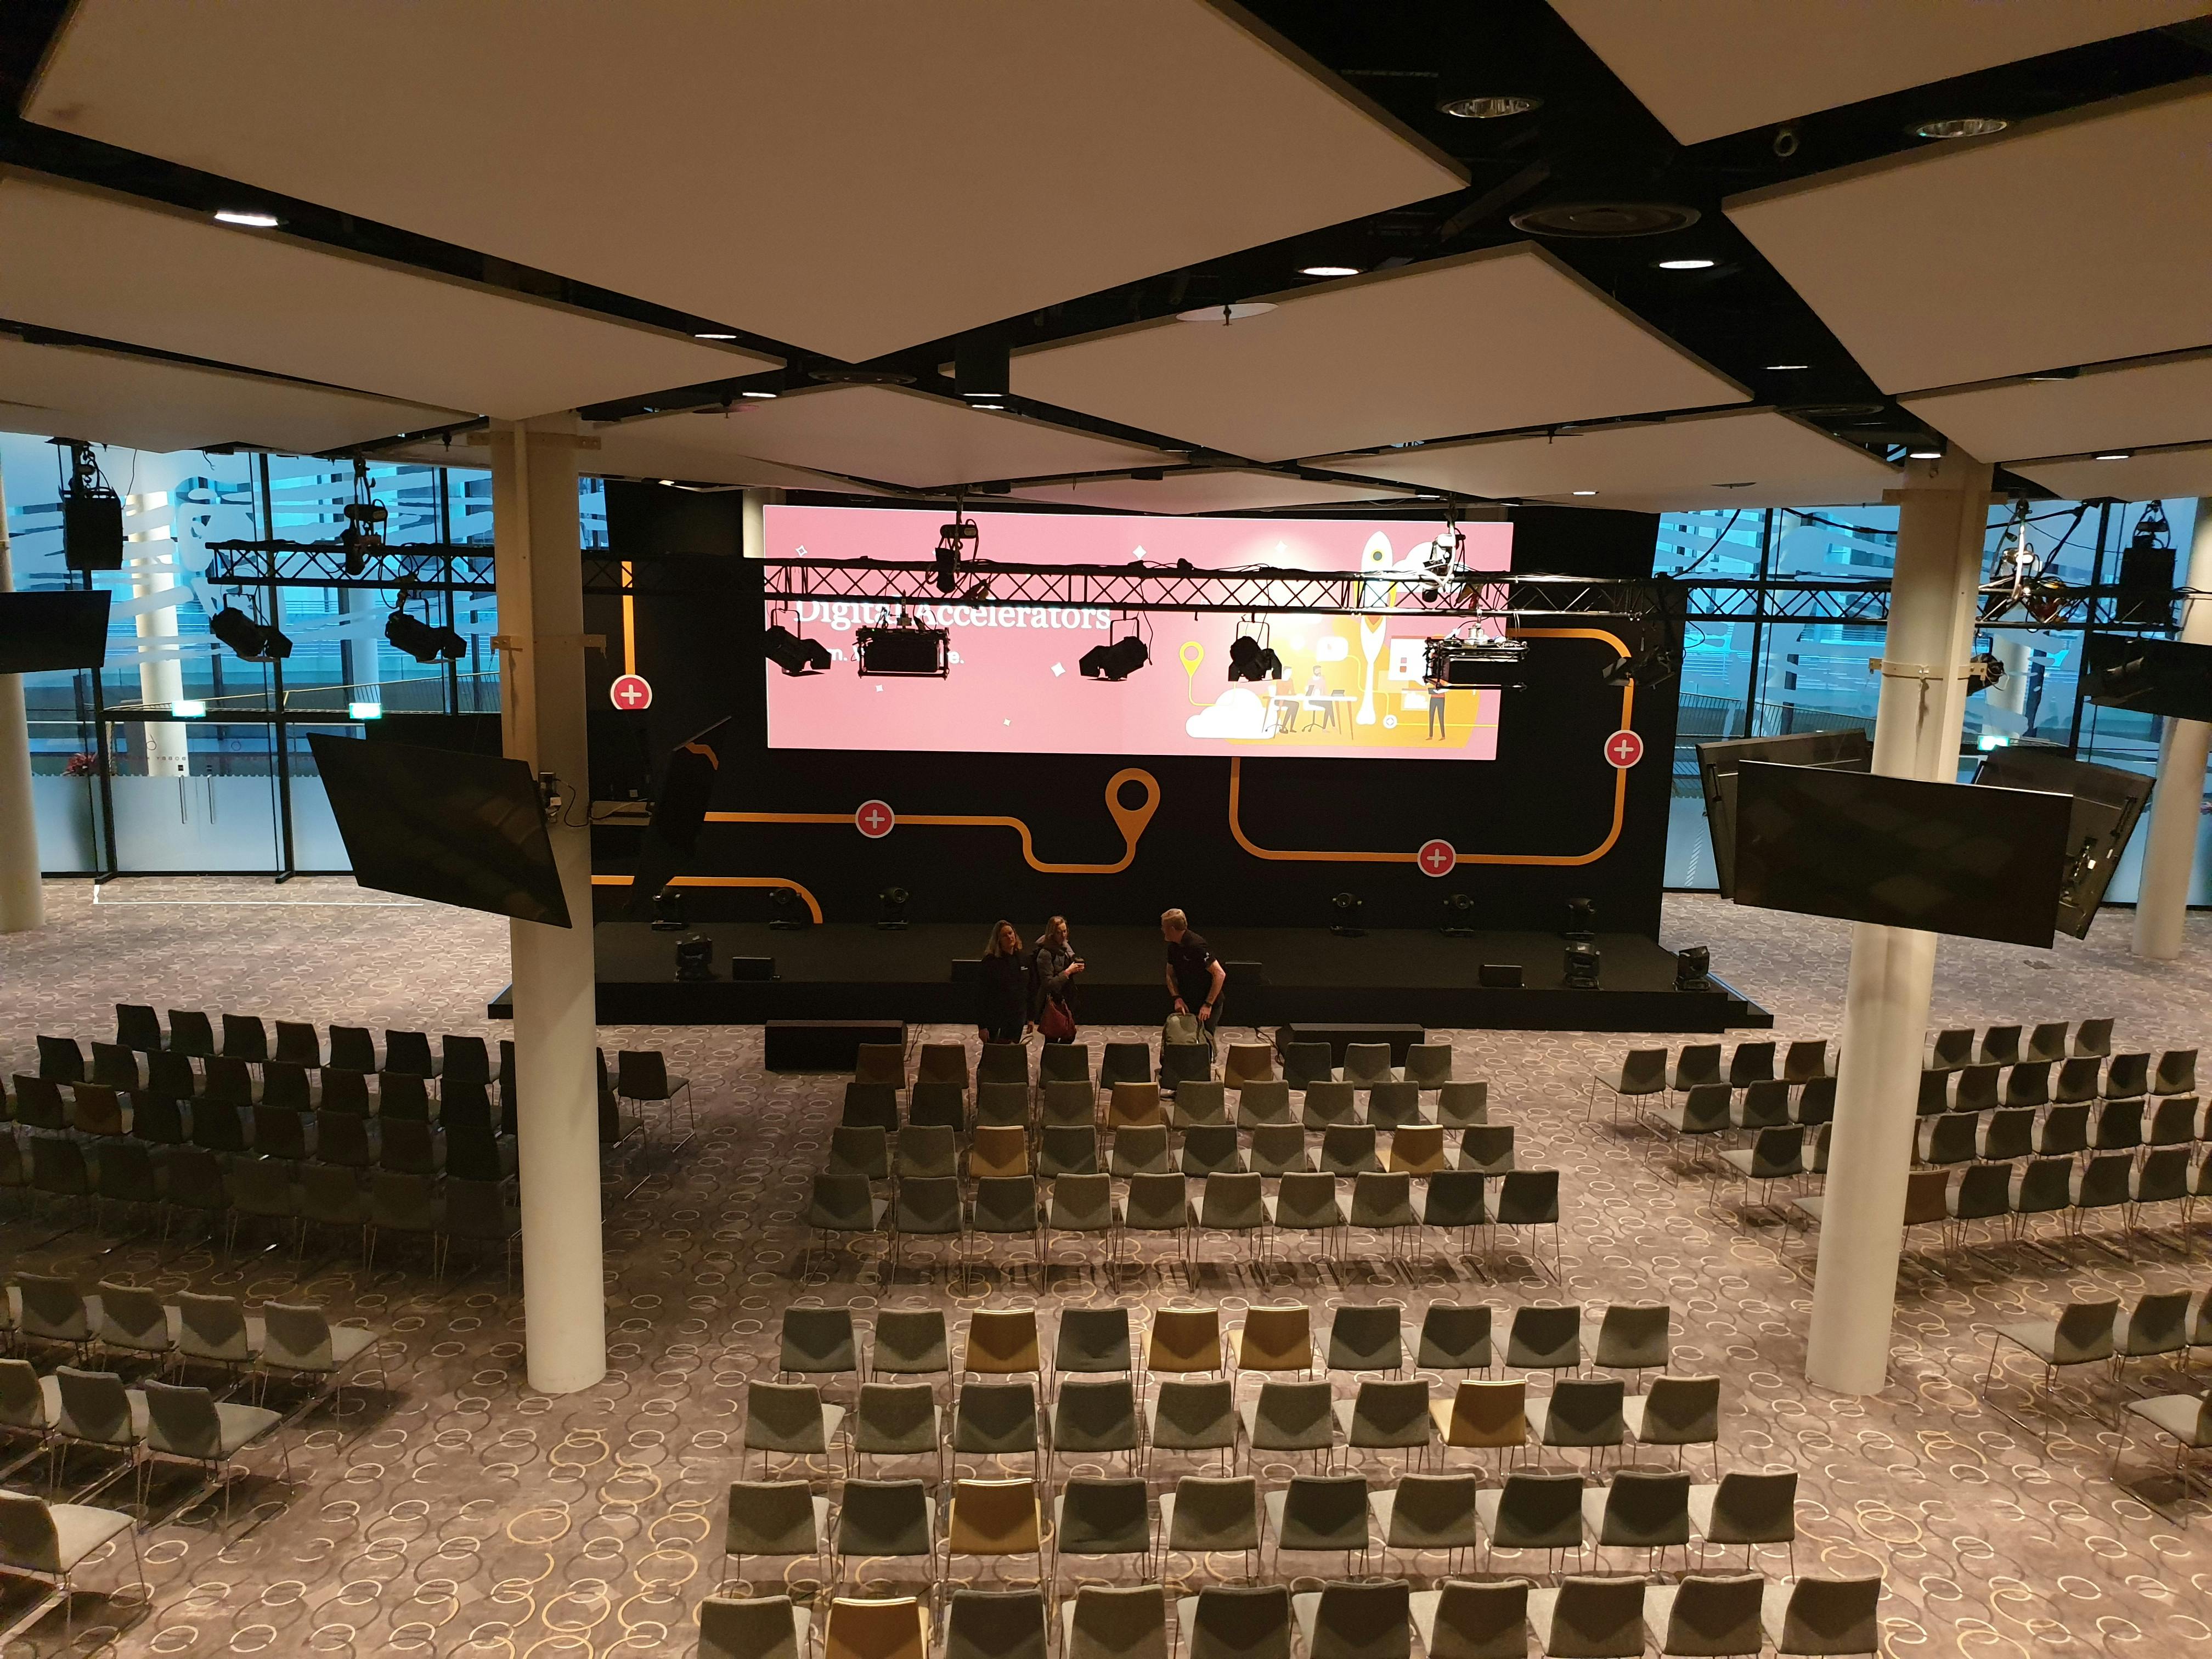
left=977, top=919, right=1036, bottom=1044
left=1160, top=907, right=1226, bottom=1033
left=1033, top=915, right=1083, bottom=1041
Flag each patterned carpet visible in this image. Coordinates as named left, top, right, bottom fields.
left=2, top=878, right=2210, bottom=1657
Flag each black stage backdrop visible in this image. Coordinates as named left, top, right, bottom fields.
left=582, top=489, right=1679, bottom=937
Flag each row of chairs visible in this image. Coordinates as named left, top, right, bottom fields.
left=827, top=1125, right=1519, bottom=1184
left=1588, top=1041, right=1834, bottom=1121
left=698, top=1572, right=1879, bottom=1659
left=1984, top=1288, right=2212, bottom=1414
left=1914, top=1097, right=2208, bottom=1166
left=770, top=1303, right=1660, bottom=1397
left=1790, top=1153, right=2212, bottom=1254
left=855, top=1041, right=1460, bottom=1095
left=1929, top=1019, right=2114, bottom=1070
left=7, top=1063, right=496, bottom=1128
left=1916, top=1052, right=2196, bottom=1114
left=808, top=1170, right=1563, bottom=1278
left=842, top=1081, right=1492, bottom=1138
left=6, top=1078, right=512, bottom=1163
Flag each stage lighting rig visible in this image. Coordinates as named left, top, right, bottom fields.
left=1563, top=942, right=1602, bottom=989
left=674, top=934, right=716, bottom=981
left=1674, top=945, right=1711, bottom=990
left=856, top=611, right=951, bottom=676
left=337, top=459, right=388, bottom=577
left=763, top=619, right=832, bottom=675
left=1601, top=644, right=1679, bottom=689
left=58, top=442, right=124, bottom=572
left=651, top=886, right=688, bottom=932
left=1081, top=618, right=1150, bottom=681
left=1423, top=633, right=1527, bottom=689
left=877, top=886, right=910, bottom=930
left=769, top=887, right=805, bottom=930
left=208, top=599, right=293, bottom=662
left=385, top=586, right=467, bottom=664
left=1966, top=651, right=2005, bottom=694
left=1226, top=625, right=1283, bottom=682
left=1440, top=891, right=1479, bottom=938
left=934, top=511, right=980, bottom=594
left=1562, top=897, right=1596, bottom=940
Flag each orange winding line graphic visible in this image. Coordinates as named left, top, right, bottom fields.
left=589, top=873, right=823, bottom=923
left=1227, top=627, right=1635, bottom=868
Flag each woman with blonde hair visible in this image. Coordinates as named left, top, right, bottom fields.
left=976, top=918, right=1036, bottom=1043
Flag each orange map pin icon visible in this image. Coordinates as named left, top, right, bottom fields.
left=1105, top=769, right=1161, bottom=861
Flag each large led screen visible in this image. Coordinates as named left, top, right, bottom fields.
left=764, top=506, right=1512, bottom=760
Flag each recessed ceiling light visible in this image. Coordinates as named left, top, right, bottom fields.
left=1906, top=446, right=1944, bottom=460
left=1764, top=363, right=1810, bottom=371
left=1914, top=116, right=2007, bottom=140
left=1571, top=489, right=1599, bottom=496
left=1655, top=258, right=1716, bottom=271
left=213, top=209, right=280, bottom=228
left=1175, top=302, right=1278, bottom=324
left=658, top=478, right=676, bottom=486
left=970, top=402, right=1007, bottom=411
left=1438, top=94, right=1541, bottom=120
left=693, top=331, right=738, bottom=341
left=739, top=389, right=778, bottom=399
left=1299, top=265, right=1362, bottom=278
left=2094, top=451, right=2132, bottom=461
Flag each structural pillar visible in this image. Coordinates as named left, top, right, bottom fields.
left=1806, top=453, right=1993, bottom=1393
left=0, top=464, right=43, bottom=933
left=490, top=414, right=606, bottom=1395
left=2130, top=497, right=2212, bottom=960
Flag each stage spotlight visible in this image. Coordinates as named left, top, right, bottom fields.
left=385, top=608, right=467, bottom=664
left=1440, top=891, right=1479, bottom=938
left=934, top=513, right=980, bottom=594
left=1563, top=897, right=1596, bottom=940
left=208, top=603, right=294, bottom=662
left=953, top=334, right=1011, bottom=404
left=1601, top=645, right=1679, bottom=688
left=1563, top=942, right=1602, bottom=989
left=1966, top=651, right=2005, bottom=694
left=650, top=886, right=687, bottom=933
left=1424, top=636, right=1528, bottom=689
left=674, top=933, right=716, bottom=982
left=763, top=623, right=832, bottom=676
left=1226, top=633, right=1283, bottom=681
left=1080, top=634, right=1151, bottom=681
left=1329, top=891, right=1366, bottom=937
left=877, top=885, right=910, bottom=930
left=769, top=887, right=806, bottom=930
left=856, top=618, right=950, bottom=676
left=1674, top=945, right=1712, bottom=990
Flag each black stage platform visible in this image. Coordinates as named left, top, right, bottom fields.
left=489, top=923, right=1771, bottom=1032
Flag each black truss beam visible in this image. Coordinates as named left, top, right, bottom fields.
left=206, top=540, right=495, bottom=592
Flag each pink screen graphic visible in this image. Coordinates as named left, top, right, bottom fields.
left=763, top=506, right=1512, bottom=761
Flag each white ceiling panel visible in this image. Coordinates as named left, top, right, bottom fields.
left=1009, top=467, right=1414, bottom=515
left=1901, top=351, right=2212, bottom=464
left=1549, top=0, right=2205, bottom=146
left=683, top=386, right=1170, bottom=489
left=0, top=170, right=776, bottom=421
left=1339, top=409, right=1899, bottom=511
left=1726, top=80, right=2212, bottom=394
left=2011, top=443, right=2212, bottom=500
left=24, top=0, right=1466, bottom=365
left=0, top=335, right=465, bottom=456
left=582, top=414, right=890, bottom=494
left=1011, top=246, right=1746, bottom=464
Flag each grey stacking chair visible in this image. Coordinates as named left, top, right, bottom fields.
left=2113, top=1290, right=2192, bottom=1396
left=2034, top=1104, right=2091, bottom=1158
left=1038, top=1127, right=1101, bottom=1178
left=1475, top=1471, right=1585, bottom=1573
left=1181, top=1126, right=1244, bottom=1178
left=2004, top=1157, right=2073, bottom=1252
left=1410, top=1579, right=1531, bottom=1659
left=2131, top=1146, right=2192, bottom=1235
left=1222, top=1047, right=1277, bottom=1091
left=30, top=1135, right=95, bottom=1221
left=910, top=1081, right=968, bottom=1135
left=848, top=1383, right=942, bottom=1485
left=725, top=1486, right=832, bottom=1601
left=163, top=1012, right=215, bottom=1060
left=2114, top=1393, right=2212, bottom=1491
left=704, top=1590, right=813, bottom=1659
left=140, top=1377, right=287, bottom=1520
left=1526, top=1378, right=1626, bottom=1468
left=1157, top=1473, right=1257, bottom=1572
left=1917, top=1114, right=1976, bottom=1167
left=1459, top=1125, right=1516, bottom=1177
left=833, top=1478, right=935, bottom=1582
left=1978, top=1025, right=2022, bottom=1066
left=844, top=1082, right=901, bottom=1133
left=257, top=1302, right=377, bottom=1410
left=2071, top=1019, right=2114, bottom=1058
left=260, top=1061, right=314, bottom=1112
left=953, top=1380, right=1041, bottom=1474
left=1235, top=1080, right=1294, bottom=1130
left=1053, top=1477, right=1150, bottom=1588
left=1943, top=1161, right=2015, bottom=1250
left=1369, top=1472, right=1479, bottom=1571
left=1319, top=1125, right=1381, bottom=1175
left=870, top=1310, right=949, bottom=1383
left=375, top=1071, right=433, bottom=1124
left=1645, top=1573, right=1765, bottom=1659
left=1170, top=1080, right=1228, bottom=1131
left=1046, top=1082, right=1100, bottom=1131
left=1528, top=1577, right=1648, bottom=1659
left=2093, top=1098, right=2145, bottom=1152
left=1040, top=1043, right=1093, bottom=1090
left=1303, top=1081, right=1360, bottom=1130
left=2155, top=1048, right=2198, bottom=1096
left=897, top=1125, right=959, bottom=1182
left=1162, top=1044, right=1214, bottom=1091
left=1950, top=1064, right=2001, bottom=1114
left=1367, top=1081, right=1424, bottom=1131
left=966, top=1177, right=1045, bottom=1279
left=1148, top=1381, right=1239, bottom=1474
left=13, top=1074, right=69, bottom=1131
left=1050, top=1379, right=1140, bottom=1471
left=1243, top=1380, right=1336, bottom=1467
left=1291, top=1579, right=1412, bottom=1659
left=115, top=1004, right=165, bottom=1054
left=0, top=1488, right=143, bottom=1646
left=1266, top=1473, right=1373, bottom=1575
left=1624, top=1376, right=1722, bottom=1476
left=889, top=1177, right=962, bottom=1278
left=1506, top=1304, right=1581, bottom=1377
left=781, top=1307, right=859, bottom=1383
left=1731, top=1080, right=1790, bottom=1134
left=2106, top=1052, right=2150, bottom=1099
left=854, top=1045, right=907, bottom=1088
left=159, top=1146, right=228, bottom=1245
left=1249, top=1126, right=1310, bottom=1179
left=1334, top=1379, right=1434, bottom=1467
left=1689, top=1470, right=1797, bottom=1572
left=1437, top=1082, right=1489, bottom=1130
left=1063, top=1585, right=1167, bottom=1659
left=978, top=1043, right=1031, bottom=1088
left=1109, top=1125, right=1172, bottom=1178
left=218, top=1014, right=268, bottom=1064
left=2019, top=1022, right=2066, bottom=1065
left=18, top=1274, right=92, bottom=1358
left=1671, top=1045, right=1723, bottom=1093
left=827, top=1126, right=891, bottom=1181
left=129, top=1091, right=187, bottom=1147
left=1180, top=1585, right=1291, bottom=1659
left=93, top=1282, right=174, bottom=1367
left=1980, top=1298, right=2117, bottom=1412
left=1725, top=1042, right=1775, bottom=1087
left=1496, top=1170, right=1562, bottom=1278
left=0, top=1358, right=54, bottom=1448
left=174, top=1293, right=262, bottom=1385
left=1328, top=1306, right=1403, bottom=1375
left=271, top=1020, right=322, bottom=1069
left=1793, top=1076, right=1837, bottom=1126
left=1048, top=1173, right=1119, bottom=1263
left=1590, top=1049, right=1668, bottom=1123
left=2070, top=1154, right=2135, bottom=1249
left=1194, top=1172, right=1269, bottom=1268
left=36, top=1034, right=86, bottom=1083
left=1419, top=1305, right=1493, bottom=1375
left=93, top=1141, right=161, bottom=1231
left=1781, top=1040, right=1830, bottom=1084
left=1404, top=1044, right=1453, bottom=1091
left=745, top=1379, right=847, bottom=1477
left=50, top=1365, right=144, bottom=1486
left=1762, top=1578, right=1883, bottom=1658
left=1121, top=1173, right=1190, bottom=1257
left=2147, top=1094, right=2198, bottom=1148
left=1350, top=1173, right=1419, bottom=1258
left=1282, top=1042, right=1335, bottom=1089
left=1583, top=1470, right=1691, bottom=1567
left=1270, top=1172, right=1343, bottom=1260
left=1099, top=1043, right=1152, bottom=1090
left=89, top=1043, right=140, bottom=1091
left=2003, top=1063, right=2051, bottom=1109
left=1055, top=1308, right=1131, bottom=1379
left=1648, top=1087, right=1729, bottom=1181
left=1976, top=1108, right=2034, bottom=1163
left=918, top=1043, right=972, bottom=1090
left=1341, top=1045, right=1395, bottom=1089
left=1594, top=1305, right=1671, bottom=1385
left=318, top=1068, right=370, bottom=1116
left=809, top=1173, right=889, bottom=1275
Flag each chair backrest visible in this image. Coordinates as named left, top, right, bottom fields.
left=55, top=1365, right=136, bottom=1446
left=1098, top=1042, right=1152, bottom=1088
left=1781, top=1039, right=1829, bottom=1083
left=0, top=1361, right=44, bottom=1434
left=1772, top=1577, right=1883, bottom=1658
left=0, top=1491, right=65, bottom=1574
left=1040, top=1081, right=1097, bottom=1128
left=1640, top=1374, right=1722, bottom=1443
left=1165, top=1474, right=1256, bottom=1548
left=2105, top=1052, right=2150, bottom=1098
left=1172, top=1080, right=1228, bottom=1126
left=842, top=1082, right=900, bottom=1132
left=917, top=1042, right=971, bottom=1088
left=219, top=1013, right=268, bottom=1062
left=1107, top=1081, right=1164, bottom=1129
left=1403, top=1043, right=1453, bottom=1087
left=1978, top=1024, right=2021, bottom=1066
left=947, top=1477, right=1041, bottom=1555
left=700, top=1595, right=805, bottom=1659
left=141, top=1379, right=223, bottom=1458
left=262, top=1302, right=339, bottom=1372
left=1436, top=1080, right=1488, bottom=1128
left=1238, top=1305, right=1311, bottom=1372
left=1223, top=1043, right=1276, bottom=1086
left=89, top=1042, right=139, bottom=1090
left=1066, top=1586, right=1168, bottom=1659
left=1367, top=1081, right=1422, bottom=1130
left=1328, top=1304, right=1402, bottom=1373
left=1110, top=1125, right=1171, bottom=1177
left=1703, top=1470, right=1797, bottom=1544
left=17, top=1274, right=88, bottom=1341
left=964, top=1307, right=1041, bottom=1375
left=871, top=1309, right=949, bottom=1375
left=2121, top=1290, right=2192, bottom=1357
left=1040, top=1126, right=1100, bottom=1176
left=1319, top=1124, right=1378, bottom=1173
left=1442, top=1380, right=1525, bottom=1447
left=1282, top=1042, right=1334, bottom=1088
left=2156, top=1048, right=2198, bottom=1094
left=1277, top=1474, right=1372, bottom=1551
left=384, top=1030, right=437, bottom=1076
left=1038, top=1043, right=1092, bottom=1086
left=1238, top=1079, right=1295, bottom=1126
left=272, top=1020, right=323, bottom=1067
left=115, top=1003, right=164, bottom=1053
left=2070, top=1018, right=2113, bottom=1057
left=1161, top=1043, right=1213, bottom=1085
left=1488, top=1472, right=1583, bottom=1550
left=828, top=1125, right=890, bottom=1178
left=1341, top=1043, right=1395, bottom=1087
left=1306, top=1579, right=1411, bottom=1659
left=854, top=1044, right=907, bottom=1087
left=1122, top=1172, right=1189, bottom=1231
left=1346, top=1378, right=1431, bottom=1447
left=1507, top=1303, right=1582, bottom=1372
left=37, top=1034, right=85, bottom=1082
left=1272, top=1171, right=1341, bottom=1227
left=94, top=1281, right=169, bottom=1352
left=1726, top=1041, right=1775, bottom=1086
left=1182, top=1128, right=1244, bottom=1179
left=1594, top=1303, right=1670, bottom=1371
left=1056, top=1307, right=1132, bottom=1374
left=973, top=1175, right=1040, bottom=1232
left=825, top=1598, right=928, bottom=1659
left=1058, top=1476, right=1151, bottom=1558
left=1669, top=1044, right=1720, bottom=1090
left=909, top=1080, right=967, bottom=1133
left=1418, top=1304, right=1493, bottom=1371
left=2024, top=1022, right=2068, bottom=1065
left=954, top=1380, right=1039, bottom=1455
left=1188, top=1587, right=1291, bottom=1659
left=896, top=1125, right=957, bottom=1180
left=1497, top=1168, right=1559, bottom=1224
left=1661, top=1574, right=1765, bottom=1659
left=1423, top=1580, right=1530, bottom=1659
left=977, top=1043, right=1030, bottom=1086
left=894, top=1175, right=962, bottom=1234
left=175, top=1291, right=250, bottom=1363
left=748, top=1380, right=833, bottom=1453
left=1148, top=1306, right=1221, bottom=1373
left=946, top=1590, right=1049, bottom=1659
left=1542, top=1577, right=1648, bottom=1659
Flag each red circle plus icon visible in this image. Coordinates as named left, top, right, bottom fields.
left=608, top=673, right=653, bottom=711
left=855, top=799, right=896, bottom=839
left=1416, top=838, right=1457, bottom=878
left=1604, top=730, right=1645, bottom=768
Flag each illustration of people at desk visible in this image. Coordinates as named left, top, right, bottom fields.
left=1271, top=668, right=1355, bottom=734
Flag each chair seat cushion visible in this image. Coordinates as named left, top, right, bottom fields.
left=43, top=1500, right=136, bottom=1570
left=2126, top=1392, right=2212, bottom=1447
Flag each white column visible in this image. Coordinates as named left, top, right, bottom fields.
left=131, top=544, right=189, bottom=779
left=1806, top=453, right=1994, bottom=1393
left=0, top=465, right=43, bottom=933
left=2130, top=498, right=2212, bottom=960
left=490, top=414, right=606, bottom=1396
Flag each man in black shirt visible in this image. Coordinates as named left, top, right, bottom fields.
left=1161, top=907, right=1227, bottom=1031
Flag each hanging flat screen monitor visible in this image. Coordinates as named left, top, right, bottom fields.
left=1733, top=761, right=2071, bottom=948
left=1694, top=729, right=1871, bottom=899
left=2084, top=631, right=2212, bottom=721
left=307, top=735, right=571, bottom=926
left=1972, top=747, right=2153, bottom=939
left=0, top=590, right=110, bottom=674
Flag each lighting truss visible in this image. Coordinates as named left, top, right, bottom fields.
left=208, top=539, right=495, bottom=593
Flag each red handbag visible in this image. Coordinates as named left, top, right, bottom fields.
left=1038, top=996, right=1076, bottom=1042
